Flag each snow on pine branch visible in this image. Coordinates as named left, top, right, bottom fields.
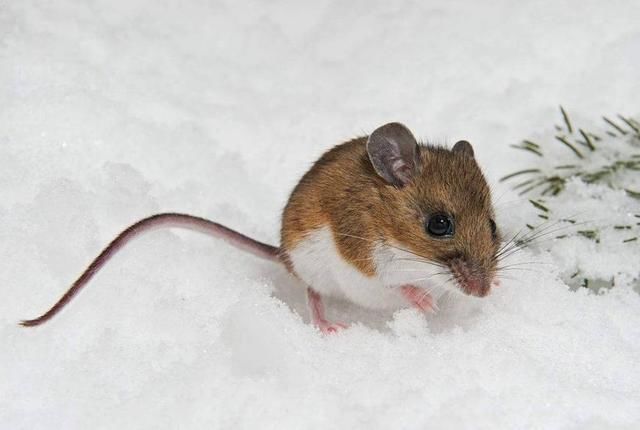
left=501, top=108, right=640, bottom=292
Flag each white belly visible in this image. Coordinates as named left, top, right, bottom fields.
left=287, top=226, right=454, bottom=310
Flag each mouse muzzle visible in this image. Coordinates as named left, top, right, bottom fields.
left=448, top=257, right=492, bottom=297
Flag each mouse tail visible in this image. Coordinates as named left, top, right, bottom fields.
left=20, top=212, right=280, bottom=327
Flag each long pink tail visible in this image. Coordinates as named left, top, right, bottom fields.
left=20, top=213, right=280, bottom=327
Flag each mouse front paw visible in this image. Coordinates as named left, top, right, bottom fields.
left=400, top=285, right=438, bottom=313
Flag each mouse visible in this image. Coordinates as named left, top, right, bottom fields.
left=21, top=122, right=501, bottom=333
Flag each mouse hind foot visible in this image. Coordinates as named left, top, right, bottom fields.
left=306, top=287, right=348, bottom=334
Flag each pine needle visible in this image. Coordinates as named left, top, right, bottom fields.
left=501, top=109, right=639, bottom=263
left=625, top=189, right=640, bottom=199
left=555, top=135, right=583, bottom=159
left=578, top=129, right=596, bottom=151
left=560, top=106, right=573, bottom=133
left=577, top=230, right=599, bottom=241
left=499, top=168, right=541, bottom=182
left=510, top=140, right=544, bottom=157
left=529, top=199, right=549, bottom=212
left=617, top=115, right=640, bottom=136
left=603, top=116, right=628, bottom=135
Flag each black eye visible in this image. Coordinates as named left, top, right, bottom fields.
left=489, top=219, right=497, bottom=238
left=426, top=213, right=454, bottom=237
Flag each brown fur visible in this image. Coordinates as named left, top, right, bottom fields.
left=280, top=136, right=500, bottom=290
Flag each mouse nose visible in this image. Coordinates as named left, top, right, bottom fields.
left=448, top=258, right=491, bottom=297
left=463, top=277, right=490, bottom=297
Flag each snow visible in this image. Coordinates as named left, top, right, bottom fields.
left=1, top=0, right=639, bottom=428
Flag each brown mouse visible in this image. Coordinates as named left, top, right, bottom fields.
left=21, top=122, right=501, bottom=333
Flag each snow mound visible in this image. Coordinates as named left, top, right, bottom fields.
left=1, top=1, right=639, bottom=429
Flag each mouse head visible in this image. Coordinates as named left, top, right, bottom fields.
left=367, top=122, right=500, bottom=297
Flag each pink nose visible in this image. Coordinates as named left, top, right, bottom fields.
left=463, top=278, right=490, bottom=297
left=448, top=258, right=492, bottom=298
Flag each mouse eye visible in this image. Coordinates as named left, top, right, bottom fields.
left=426, top=213, right=455, bottom=238
left=489, top=219, right=497, bottom=238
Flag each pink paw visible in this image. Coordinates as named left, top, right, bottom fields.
left=401, top=285, right=438, bottom=313
left=317, top=321, right=348, bottom=335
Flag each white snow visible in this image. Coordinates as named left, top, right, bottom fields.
left=1, top=0, right=640, bottom=428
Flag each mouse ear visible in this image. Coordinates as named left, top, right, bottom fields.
left=452, top=140, right=474, bottom=157
left=366, top=122, right=420, bottom=187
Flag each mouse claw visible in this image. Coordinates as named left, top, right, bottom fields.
left=401, top=285, right=437, bottom=313
left=318, top=321, right=349, bottom=335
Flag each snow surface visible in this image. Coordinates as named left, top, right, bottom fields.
left=1, top=0, right=640, bottom=428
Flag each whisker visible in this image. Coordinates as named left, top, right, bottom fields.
left=334, top=232, right=382, bottom=244
left=498, top=219, right=563, bottom=253
left=397, top=272, right=451, bottom=284
left=519, top=220, right=591, bottom=244
left=391, top=257, right=446, bottom=269
left=493, top=223, right=544, bottom=259
left=336, top=232, right=445, bottom=269
left=497, top=261, right=551, bottom=268
left=495, top=220, right=591, bottom=261
left=496, top=267, right=541, bottom=274
left=442, top=290, right=454, bottom=307
left=348, top=256, right=376, bottom=262
left=384, top=268, right=447, bottom=273
left=495, top=274, right=518, bottom=282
